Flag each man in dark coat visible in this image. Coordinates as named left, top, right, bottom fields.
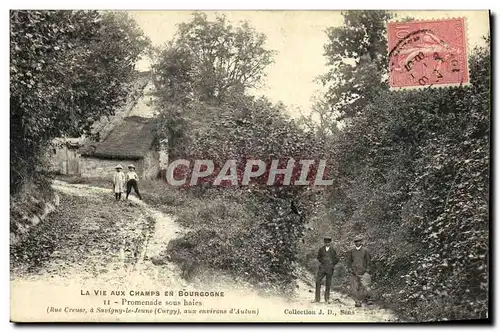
left=347, top=236, right=372, bottom=307
left=314, top=235, right=339, bottom=303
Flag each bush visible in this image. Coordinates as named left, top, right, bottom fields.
left=152, top=185, right=305, bottom=294
left=320, top=43, right=490, bottom=321
left=10, top=176, right=55, bottom=228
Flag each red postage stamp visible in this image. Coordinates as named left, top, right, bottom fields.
left=387, top=18, right=469, bottom=89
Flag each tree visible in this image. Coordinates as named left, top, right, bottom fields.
left=149, top=13, right=329, bottom=288
left=167, top=93, right=330, bottom=288
left=320, top=10, right=393, bottom=119
left=296, top=94, right=340, bottom=141
left=152, top=12, right=275, bottom=104
left=152, top=13, right=275, bottom=158
left=10, top=10, right=150, bottom=193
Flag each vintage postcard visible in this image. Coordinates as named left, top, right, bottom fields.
left=10, top=10, right=490, bottom=323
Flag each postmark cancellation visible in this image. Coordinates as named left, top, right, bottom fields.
left=387, top=18, right=470, bottom=89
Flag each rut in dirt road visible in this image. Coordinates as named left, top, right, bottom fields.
left=52, top=180, right=188, bottom=288
left=11, top=180, right=185, bottom=288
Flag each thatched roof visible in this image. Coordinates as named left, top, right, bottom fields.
left=81, top=116, right=156, bottom=160
left=52, top=137, right=83, bottom=148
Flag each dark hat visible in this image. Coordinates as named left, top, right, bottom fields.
left=323, top=235, right=332, bottom=242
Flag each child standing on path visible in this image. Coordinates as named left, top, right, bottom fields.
left=113, top=165, right=125, bottom=201
left=126, top=164, right=142, bottom=200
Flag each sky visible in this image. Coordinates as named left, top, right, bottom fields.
left=128, top=10, right=490, bottom=118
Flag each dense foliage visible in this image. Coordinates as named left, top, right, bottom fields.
left=154, top=12, right=489, bottom=320
left=153, top=14, right=328, bottom=289
left=320, top=11, right=392, bottom=119
left=162, top=94, right=328, bottom=289
left=153, top=12, right=274, bottom=104
left=10, top=10, right=149, bottom=194
left=315, top=11, right=490, bottom=321
left=151, top=13, right=275, bottom=157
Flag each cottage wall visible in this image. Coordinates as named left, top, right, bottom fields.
left=48, top=146, right=68, bottom=174
left=80, top=157, right=143, bottom=179
left=48, top=145, right=81, bottom=175
left=159, top=138, right=169, bottom=171
left=143, top=150, right=160, bottom=179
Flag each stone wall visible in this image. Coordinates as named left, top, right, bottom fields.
left=48, top=142, right=81, bottom=175
left=80, top=157, right=143, bottom=179
left=159, top=138, right=169, bottom=171
left=54, top=150, right=160, bottom=180
left=48, top=145, right=68, bottom=174
left=143, top=150, right=160, bottom=179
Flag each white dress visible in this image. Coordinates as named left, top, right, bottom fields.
left=113, top=172, right=125, bottom=193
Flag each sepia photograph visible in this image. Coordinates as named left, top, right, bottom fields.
left=9, top=9, right=490, bottom=323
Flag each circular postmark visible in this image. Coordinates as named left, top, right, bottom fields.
left=388, top=22, right=467, bottom=88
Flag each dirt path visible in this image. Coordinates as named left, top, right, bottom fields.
left=10, top=181, right=395, bottom=322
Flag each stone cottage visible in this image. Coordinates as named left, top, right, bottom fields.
left=48, top=71, right=166, bottom=179
left=49, top=137, right=82, bottom=175
left=80, top=116, right=159, bottom=179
